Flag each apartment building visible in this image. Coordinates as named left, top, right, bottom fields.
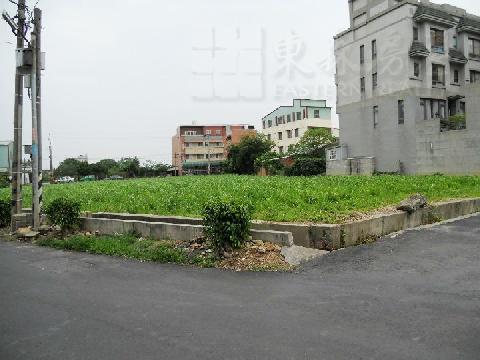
left=261, top=99, right=337, bottom=154
left=172, top=124, right=255, bottom=175
left=328, top=0, right=480, bottom=175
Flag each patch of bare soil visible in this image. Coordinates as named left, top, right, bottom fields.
left=218, top=240, right=292, bottom=272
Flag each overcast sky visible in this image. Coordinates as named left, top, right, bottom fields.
left=0, top=0, right=477, bottom=167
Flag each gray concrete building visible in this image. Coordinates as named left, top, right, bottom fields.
left=327, top=0, right=480, bottom=175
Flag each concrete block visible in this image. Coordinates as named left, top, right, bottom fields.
left=341, top=216, right=384, bottom=248
left=381, top=212, right=407, bottom=235
left=250, top=229, right=293, bottom=247
left=251, top=221, right=311, bottom=247
left=308, top=224, right=342, bottom=250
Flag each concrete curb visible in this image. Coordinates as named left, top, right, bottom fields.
left=84, top=197, right=480, bottom=250
left=80, top=217, right=294, bottom=247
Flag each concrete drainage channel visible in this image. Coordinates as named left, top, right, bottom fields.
left=81, top=198, right=480, bottom=264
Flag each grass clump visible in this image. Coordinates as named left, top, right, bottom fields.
left=37, top=234, right=214, bottom=267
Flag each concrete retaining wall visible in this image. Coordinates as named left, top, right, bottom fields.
left=85, top=198, right=480, bottom=250
left=81, top=217, right=294, bottom=247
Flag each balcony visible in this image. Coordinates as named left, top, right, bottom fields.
left=413, top=5, right=457, bottom=28
left=457, top=16, right=480, bottom=35
left=409, top=41, right=430, bottom=58
left=449, top=48, right=468, bottom=65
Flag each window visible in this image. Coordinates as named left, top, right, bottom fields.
left=360, top=45, right=365, bottom=65
left=278, top=116, right=285, bottom=124
left=278, top=132, right=283, bottom=140
left=314, top=109, right=320, bottom=118
left=430, top=99, right=446, bottom=119
left=398, top=100, right=405, bottom=124
left=267, top=134, right=271, bottom=141
left=279, top=146, right=284, bottom=154
left=295, top=128, right=299, bottom=137
left=329, top=149, right=337, bottom=161
left=268, top=119, right=272, bottom=128
left=184, top=130, right=197, bottom=136
left=469, top=38, right=480, bottom=58
left=453, top=35, right=458, bottom=49
left=360, top=77, right=366, bottom=94
left=432, top=64, right=445, bottom=86
left=430, top=29, right=444, bottom=53
left=262, top=120, right=266, bottom=129
left=414, top=62, right=420, bottom=78
left=471, top=71, right=480, bottom=83
left=206, top=130, right=212, bottom=135
left=372, top=40, right=377, bottom=60
left=454, top=69, right=459, bottom=84
left=292, top=112, right=296, bottom=122
left=215, top=130, right=221, bottom=135
left=287, top=130, right=292, bottom=139
left=413, top=27, right=419, bottom=41
left=296, top=112, right=302, bottom=120
left=373, top=106, right=379, bottom=128
left=287, top=114, right=291, bottom=123
left=372, top=73, right=378, bottom=89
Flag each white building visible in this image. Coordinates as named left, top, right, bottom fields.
left=328, top=0, right=480, bottom=175
left=261, top=99, right=337, bottom=154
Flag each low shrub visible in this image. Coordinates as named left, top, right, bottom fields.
left=202, top=200, right=252, bottom=255
left=44, top=198, right=81, bottom=236
left=0, top=199, right=10, bottom=228
left=285, top=158, right=325, bottom=176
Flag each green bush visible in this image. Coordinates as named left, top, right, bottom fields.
left=0, top=175, right=9, bottom=189
left=45, top=198, right=81, bottom=235
left=202, top=200, right=252, bottom=255
left=0, top=199, right=10, bottom=228
left=286, top=158, right=325, bottom=176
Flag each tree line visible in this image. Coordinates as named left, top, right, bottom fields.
left=54, top=157, right=169, bottom=179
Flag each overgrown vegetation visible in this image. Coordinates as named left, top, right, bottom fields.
left=54, top=157, right=169, bottom=180
left=285, top=158, right=325, bottom=176
left=0, top=199, right=10, bottom=228
left=202, top=200, right=252, bottom=255
left=37, top=234, right=216, bottom=267
left=44, top=198, right=81, bottom=236
left=2, top=175, right=480, bottom=223
left=225, top=134, right=274, bottom=175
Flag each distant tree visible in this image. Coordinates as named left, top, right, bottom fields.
left=54, top=158, right=83, bottom=178
left=290, top=128, right=337, bottom=158
left=118, top=157, right=141, bottom=178
left=226, top=134, right=274, bottom=175
left=96, top=159, right=118, bottom=179
left=140, top=160, right=168, bottom=177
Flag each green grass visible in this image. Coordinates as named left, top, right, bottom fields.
left=1, top=175, right=480, bottom=223
left=37, top=234, right=216, bottom=267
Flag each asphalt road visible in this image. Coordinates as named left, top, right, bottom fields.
left=1, top=215, right=480, bottom=360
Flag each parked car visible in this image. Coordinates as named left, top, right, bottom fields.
left=108, top=175, right=124, bottom=180
left=56, top=176, right=75, bottom=183
left=80, top=175, right=96, bottom=182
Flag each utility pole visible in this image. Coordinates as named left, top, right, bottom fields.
left=49, top=133, right=53, bottom=180
left=10, top=0, right=26, bottom=230
left=30, top=8, right=43, bottom=230
left=34, top=9, right=43, bottom=205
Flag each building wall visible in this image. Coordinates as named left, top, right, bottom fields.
left=172, top=125, right=254, bottom=175
left=414, top=84, right=480, bottom=174
left=261, top=99, right=334, bottom=153
left=333, top=0, right=480, bottom=175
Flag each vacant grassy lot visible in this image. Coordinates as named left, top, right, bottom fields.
left=1, top=175, right=480, bottom=223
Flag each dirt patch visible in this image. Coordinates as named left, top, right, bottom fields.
left=218, top=240, right=292, bottom=272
